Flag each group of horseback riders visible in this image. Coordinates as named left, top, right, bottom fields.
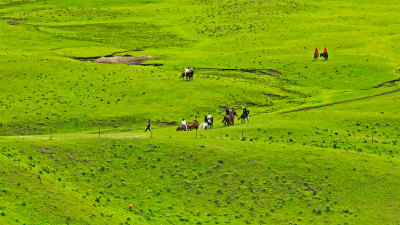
left=222, top=107, right=249, bottom=126
left=315, top=47, right=328, bottom=60
left=177, top=107, right=250, bottom=131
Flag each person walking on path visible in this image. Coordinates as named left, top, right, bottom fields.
left=145, top=120, right=151, bottom=132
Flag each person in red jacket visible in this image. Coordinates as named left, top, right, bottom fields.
left=324, top=47, right=327, bottom=53
left=314, top=47, right=319, bottom=60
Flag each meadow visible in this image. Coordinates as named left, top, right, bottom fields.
left=1, top=0, right=400, bottom=224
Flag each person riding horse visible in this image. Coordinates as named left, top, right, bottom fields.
left=242, top=107, right=249, bottom=117
left=207, top=113, right=213, bottom=128
left=240, top=107, right=250, bottom=123
left=314, top=47, right=319, bottom=60
left=182, top=118, right=187, bottom=131
left=320, top=48, right=328, bottom=60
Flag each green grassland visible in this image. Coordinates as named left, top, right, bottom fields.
left=1, top=0, right=400, bottom=224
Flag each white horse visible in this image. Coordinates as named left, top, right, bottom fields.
left=200, top=122, right=209, bottom=130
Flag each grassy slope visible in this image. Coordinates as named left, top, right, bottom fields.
left=1, top=0, right=400, bottom=134
left=1, top=0, right=400, bottom=224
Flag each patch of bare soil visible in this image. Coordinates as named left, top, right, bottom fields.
left=197, top=68, right=282, bottom=76
left=2, top=17, right=24, bottom=25
left=262, top=92, right=282, bottom=98
left=154, top=121, right=177, bottom=126
left=94, top=55, right=158, bottom=65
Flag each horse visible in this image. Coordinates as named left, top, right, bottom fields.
left=222, top=115, right=235, bottom=126
left=187, top=121, right=199, bottom=131
left=314, top=51, right=319, bottom=60
left=320, top=52, right=328, bottom=60
left=240, top=113, right=249, bottom=123
left=176, top=125, right=187, bottom=131
left=200, top=122, right=208, bottom=130
left=179, top=70, right=194, bottom=81
left=207, top=118, right=213, bottom=129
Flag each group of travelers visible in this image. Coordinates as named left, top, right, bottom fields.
left=146, top=107, right=249, bottom=132
left=181, top=116, right=199, bottom=131
left=184, top=67, right=193, bottom=76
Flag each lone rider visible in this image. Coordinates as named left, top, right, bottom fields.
left=182, top=118, right=187, bottom=130
left=324, top=47, right=327, bottom=53
left=226, top=109, right=229, bottom=116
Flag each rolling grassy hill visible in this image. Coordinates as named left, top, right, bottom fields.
left=1, top=0, right=400, bottom=224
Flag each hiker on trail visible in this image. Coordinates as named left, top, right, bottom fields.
left=145, top=120, right=151, bottom=132
left=182, top=118, right=187, bottom=130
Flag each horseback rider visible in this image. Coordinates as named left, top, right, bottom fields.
left=315, top=47, right=319, bottom=55
left=229, top=109, right=235, bottom=120
left=182, top=118, right=187, bottom=130
left=184, top=67, right=190, bottom=76
left=243, top=107, right=249, bottom=117
left=226, top=109, right=229, bottom=116
left=324, top=47, right=327, bottom=53
left=207, top=113, right=213, bottom=125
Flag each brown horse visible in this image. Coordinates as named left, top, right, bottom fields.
left=222, top=115, right=235, bottom=126
left=314, top=51, right=319, bottom=60
left=176, top=125, right=186, bottom=131
left=187, top=121, right=199, bottom=130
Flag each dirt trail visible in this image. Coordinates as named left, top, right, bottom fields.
left=94, top=55, right=157, bottom=65
left=281, top=88, right=400, bottom=114
left=197, top=67, right=282, bottom=76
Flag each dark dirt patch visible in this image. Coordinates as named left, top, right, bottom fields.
left=375, top=78, right=400, bottom=88
left=140, top=63, right=164, bottom=67
left=262, top=92, right=282, bottom=98
left=2, top=17, right=24, bottom=25
left=197, top=68, right=282, bottom=76
left=40, top=146, right=57, bottom=153
left=154, top=121, right=177, bottom=126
